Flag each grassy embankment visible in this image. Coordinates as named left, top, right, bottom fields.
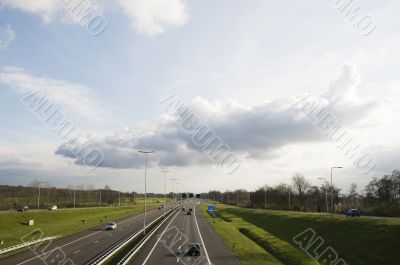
left=205, top=203, right=400, bottom=265
left=0, top=199, right=160, bottom=253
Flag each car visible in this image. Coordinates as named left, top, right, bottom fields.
left=188, top=208, right=193, bottom=212
left=186, top=211, right=192, bottom=215
left=16, top=206, right=28, bottom=212
left=105, top=222, right=117, bottom=230
left=186, top=243, right=202, bottom=256
left=346, top=209, right=361, bottom=217
left=48, top=205, right=58, bottom=211
left=182, top=207, right=186, bottom=211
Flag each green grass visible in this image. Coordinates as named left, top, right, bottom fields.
left=200, top=204, right=282, bottom=265
left=0, top=200, right=159, bottom=254
left=216, top=204, right=400, bottom=265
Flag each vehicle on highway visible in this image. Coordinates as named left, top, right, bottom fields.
left=346, top=209, right=361, bottom=217
left=189, top=208, right=193, bottom=212
left=105, top=222, right=117, bottom=230
left=48, top=205, right=58, bottom=210
left=182, top=207, right=186, bottom=211
left=16, top=205, right=28, bottom=212
left=186, top=243, right=202, bottom=256
left=186, top=211, right=192, bottom=215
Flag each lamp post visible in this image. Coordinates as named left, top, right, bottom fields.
left=161, top=170, right=170, bottom=217
left=138, top=150, right=155, bottom=235
left=330, top=166, right=343, bottom=218
left=37, top=181, right=47, bottom=210
left=283, top=184, right=291, bottom=210
left=264, top=187, right=267, bottom=210
left=170, top=178, right=177, bottom=206
left=318, top=178, right=329, bottom=213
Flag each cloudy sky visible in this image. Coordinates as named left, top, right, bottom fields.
left=0, top=0, right=399, bottom=194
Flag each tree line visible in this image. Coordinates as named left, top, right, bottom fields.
left=0, top=182, right=170, bottom=211
left=206, top=170, right=400, bottom=217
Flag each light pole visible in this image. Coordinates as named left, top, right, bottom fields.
left=37, top=181, right=47, bottom=210
left=170, top=178, right=177, bottom=206
left=330, top=166, right=343, bottom=218
left=161, top=170, right=170, bottom=217
left=176, top=182, right=181, bottom=203
left=138, top=150, right=155, bottom=235
left=264, top=187, right=267, bottom=210
left=283, top=184, right=291, bottom=210
left=318, top=178, right=329, bottom=213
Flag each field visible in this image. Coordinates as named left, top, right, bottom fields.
left=207, top=203, right=400, bottom=265
left=0, top=199, right=160, bottom=252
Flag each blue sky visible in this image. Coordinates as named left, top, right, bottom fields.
left=0, top=0, right=399, bottom=194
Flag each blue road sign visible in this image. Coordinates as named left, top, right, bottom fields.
left=208, top=204, right=215, bottom=212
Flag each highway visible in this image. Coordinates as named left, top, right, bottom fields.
left=0, top=205, right=175, bottom=265
left=130, top=200, right=241, bottom=265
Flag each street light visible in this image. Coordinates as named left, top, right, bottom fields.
left=161, top=170, right=170, bottom=217
left=283, top=184, right=291, bottom=210
left=330, top=166, right=343, bottom=218
left=37, top=181, right=47, bottom=210
left=170, top=178, right=177, bottom=205
left=138, top=150, right=155, bottom=235
left=318, top=178, right=329, bottom=213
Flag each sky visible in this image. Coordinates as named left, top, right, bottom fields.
left=0, top=0, right=399, bottom=194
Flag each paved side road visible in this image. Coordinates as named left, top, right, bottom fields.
left=130, top=201, right=241, bottom=265
left=0, top=205, right=174, bottom=265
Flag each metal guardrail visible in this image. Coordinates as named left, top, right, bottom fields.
left=0, top=236, right=59, bottom=255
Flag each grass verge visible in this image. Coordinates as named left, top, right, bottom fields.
left=217, top=204, right=400, bottom=265
left=0, top=201, right=159, bottom=256
left=200, top=204, right=282, bottom=265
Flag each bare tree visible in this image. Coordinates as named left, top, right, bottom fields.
left=292, top=173, right=310, bottom=198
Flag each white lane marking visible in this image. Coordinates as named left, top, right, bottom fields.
left=142, top=210, right=182, bottom=265
left=193, top=205, right=211, bottom=265
left=16, top=207, right=165, bottom=265
left=94, top=240, right=99, bottom=244
left=16, top=230, right=101, bottom=265
left=73, top=250, right=80, bottom=254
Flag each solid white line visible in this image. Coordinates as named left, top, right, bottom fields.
left=73, top=250, right=80, bottom=254
left=16, top=208, right=162, bottom=265
left=193, top=204, right=211, bottom=265
left=142, top=210, right=182, bottom=265
left=16, top=230, right=102, bottom=265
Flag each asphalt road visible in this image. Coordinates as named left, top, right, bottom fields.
left=0, top=205, right=175, bottom=265
left=130, top=201, right=241, bottom=265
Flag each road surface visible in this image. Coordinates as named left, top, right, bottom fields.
left=130, top=201, right=241, bottom=265
left=0, top=205, right=174, bottom=265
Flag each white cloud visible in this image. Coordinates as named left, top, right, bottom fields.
left=0, top=0, right=60, bottom=23
left=0, top=0, right=188, bottom=35
left=0, top=66, right=106, bottom=121
left=116, top=0, right=188, bottom=36
left=0, top=24, right=16, bottom=49
left=55, top=65, right=385, bottom=170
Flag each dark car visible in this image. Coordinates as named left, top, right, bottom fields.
left=186, top=211, right=192, bottom=215
left=346, top=209, right=361, bottom=217
left=186, top=243, right=201, bottom=256
left=182, top=207, right=186, bottom=211
left=16, top=206, right=28, bottom=212
left=188, top=208, right=193, bottom=212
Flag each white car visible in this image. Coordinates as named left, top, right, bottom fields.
left=48, top=205, right=58, bottom=211
left=105, top=222, right=117, bottom=230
